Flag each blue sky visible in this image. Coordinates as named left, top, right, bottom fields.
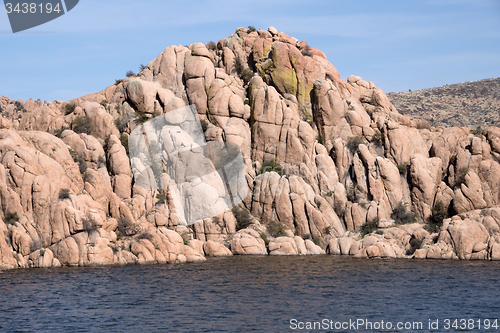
left=1, top=0, right=499, bottom=102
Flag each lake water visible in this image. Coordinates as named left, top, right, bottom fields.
left=1, top=256, right=499, bottom=332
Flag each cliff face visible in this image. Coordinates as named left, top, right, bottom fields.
left=2, top=27, right=500, bottom=270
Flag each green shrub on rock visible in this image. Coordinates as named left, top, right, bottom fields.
left=360, top=219, right=378, bottom=236
left=72, top=116, right=92, bottom=135
left=58, top=188, right=70, bottom=200
left=267, top=220, right=287, bottom=238
left=391, top=201, right=416, bottom=225
left=232, top=206, right=253, bottom=231
left=4, top=211, right=19, bottom=225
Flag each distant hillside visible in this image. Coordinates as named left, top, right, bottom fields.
left=387, top=78, right=500, bottom=129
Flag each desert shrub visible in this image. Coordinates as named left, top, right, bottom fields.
left=430, top=201, right=447, bottom=225
left=118, top=217, right=139, bottom=236
left=397, top=163, right=409, bottom=175
left=212, top=216, right=225, bottom=228
left=391, top=201, right=416, bottom=224
left=70, top=152, right=87, bottom=174
left=59, top=188, right=71, bottom=200
left=241, top=68, right=254, bottom=83
left=260, top=233, right=270, bottom=246
left=360, top=219, right=378, bottom=236
left=206, top=41, right=217, bottom=50
left=156, top=193, right=166, bottom=204
left=232, top=206, right=253, bottom=231
left=455, top=167, right=469, bottom=188
left=120, top=133, right=129, bottom=156
left=247, top=25, right=256, bottom=33
left=234, top=57, right=244, bottom=75
left=40, top=249, right=46, bottom=256
left=54, top=126, right=69, bottom=138
left=72, top=116, right=92, bottom=135
left=323, top=226, right=332, bottom=235
left=424, top=222, right=441, bottom=234
left=114, top=79, right=123, bottom=85
left=267, top=220, right=287, bottom=238
left=346, top=136, right=365, bottom=153
left=4, top=211, right=19, bottom=225
left=244, top=98, right=250, bottom=105
left=126, top=70, right=136, bottom=77
left=137, top=232, right=154, bottom=241
left=426, top=201, right=447, bottom=233
left=14, top=101, right=24, bottom=112
left=258, top=159, right=284, bottom=176
left=100, top=100, right=108, bottom=107
left=316, top=133, right=325, bottom=144
left=372, top=130, right=385, bottom=147
left=82, top=171, right=93, bottom=183
left=64, top=103, right=76, bottom=115
left=82, top=218, right=99, bottom=231
left=139, top=64, right=147, bottom=71
left=152, top=109, right=162, bottom=118
left=97, top=156, right=106, bottom=168
left=78, top=160, right=87, bottom=174
left=135, top=110, right=149, bottom=124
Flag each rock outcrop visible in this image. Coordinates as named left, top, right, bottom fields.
left=2, top=27, right=500, bottom=270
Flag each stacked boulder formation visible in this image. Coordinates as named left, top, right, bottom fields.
left=2, top=26, right=500, bottom=270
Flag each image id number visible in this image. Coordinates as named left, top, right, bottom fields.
left=444, top=319, right=499, bottom=330
left=5, top=3, right=62, bottom=14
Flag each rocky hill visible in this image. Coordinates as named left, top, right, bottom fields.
left=2, top=27, right=500, bottom=270
left=387, top=78, right=500, bottom=128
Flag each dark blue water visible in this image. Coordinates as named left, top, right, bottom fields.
left=0, top=256, right=499, bottom=332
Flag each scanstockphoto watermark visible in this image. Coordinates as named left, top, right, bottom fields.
left=290, top=318, right=500, bottom=331
left=3, top=0, right=79, bottom=33
left=290, top=319, right=424, bottom=331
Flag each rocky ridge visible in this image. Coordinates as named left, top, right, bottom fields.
left=387, top=78, right=500, bottom=128
left=2, top=26, right=500, bottom=270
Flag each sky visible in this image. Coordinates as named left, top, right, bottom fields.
left=0, top=0, right=499, bottom=103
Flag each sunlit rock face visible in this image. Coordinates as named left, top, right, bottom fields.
left=2, top=26, right=500, bottom=270
left=129, top=105, right=247, bottom=225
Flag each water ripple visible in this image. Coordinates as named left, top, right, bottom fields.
left=0, top=256, right=499, bottom=332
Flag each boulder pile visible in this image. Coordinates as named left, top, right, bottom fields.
left=2, top=27, right=500, bottom=270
